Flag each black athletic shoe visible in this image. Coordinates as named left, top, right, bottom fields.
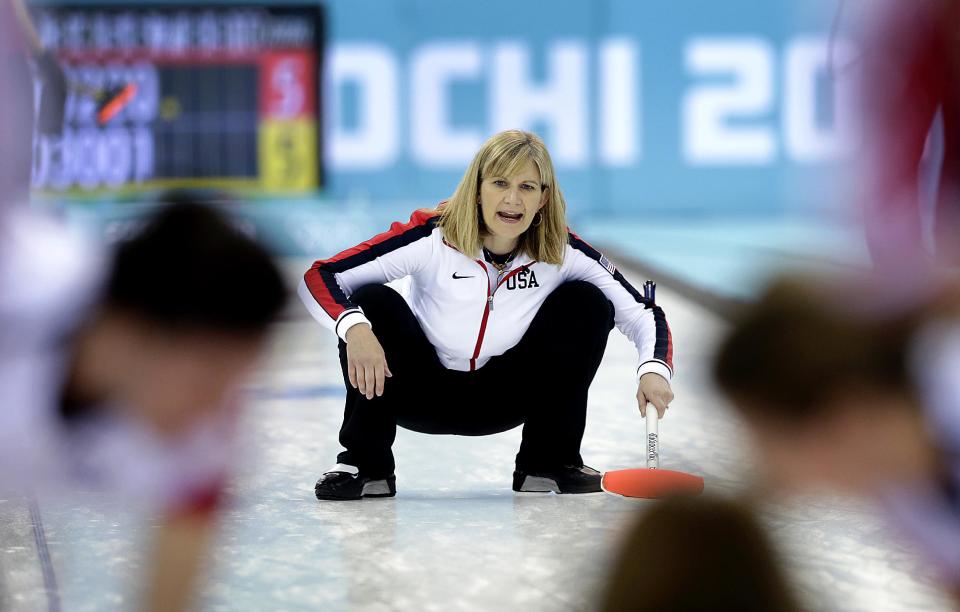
left=315, top=466, right=397, bottom=500
left=512, top=464, right=602, bottom=494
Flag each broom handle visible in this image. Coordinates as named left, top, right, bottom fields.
left=646, top=408, right=660, bottom=469
left=642, top=279, right=660, bottom=469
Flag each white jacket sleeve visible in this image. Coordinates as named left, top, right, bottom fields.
left=299, top=210, right=439, bottom=341
left=562, top=237, right=673, bottom=383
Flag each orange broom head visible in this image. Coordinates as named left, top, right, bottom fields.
left=602, top=468, right=704, bottom=499
left=97, top=83, right=138, bottom=125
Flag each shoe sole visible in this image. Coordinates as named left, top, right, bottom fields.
left=514, top=475, right=560, bottom=493
left=361, top=479, right=396, bottom=497
left=315, top=477, right=397, bottom=501
left=513, top=474, right=602, bottom=494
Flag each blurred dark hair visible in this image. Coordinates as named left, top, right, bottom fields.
left=712, top=276, right=920, bottom=422
left=599, top=495, right=802, bottom=612
left=105, top=195, right=287, bottom=335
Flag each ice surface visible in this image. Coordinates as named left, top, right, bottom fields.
left=1, top=269, right=953, bottom=611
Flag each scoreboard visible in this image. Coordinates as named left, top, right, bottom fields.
left=30, top=4, right=324, bottom=196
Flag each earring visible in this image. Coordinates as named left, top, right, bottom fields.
left=532, top=211, right=543, bottom=227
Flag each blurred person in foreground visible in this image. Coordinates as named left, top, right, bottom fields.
left=858, top=0, right=960, bottom=269
left=0, top=0, right=40, bottom=206
left=714, top=274, right=960, bottom=602
left=1, top=0, right=69, bottom=204
left=301, top=129, right=673, bottom=499
left=599, top=494, right=802, bottom=612
left=0, top=200, right=287, bottom=611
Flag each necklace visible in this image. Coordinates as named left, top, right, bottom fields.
left=483, top=247, right=514, bottom=272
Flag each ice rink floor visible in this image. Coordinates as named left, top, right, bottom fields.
left=1, top=261, right=954, bottom=611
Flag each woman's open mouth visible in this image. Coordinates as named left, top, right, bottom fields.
left=496, top=211, right=524, bottom=224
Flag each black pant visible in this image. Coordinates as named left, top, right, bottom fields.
left=335, top=281, right=614, bottom=478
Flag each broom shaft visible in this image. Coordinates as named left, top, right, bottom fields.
left=646, top=408, right=659, bottom=469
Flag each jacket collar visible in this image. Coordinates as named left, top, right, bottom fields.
left=442, top=237, right=536, bottom=267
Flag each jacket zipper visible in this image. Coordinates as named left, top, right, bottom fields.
left=468, top=260, right=530, bottom=371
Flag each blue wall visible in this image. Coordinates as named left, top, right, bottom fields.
left=321, top=0, right=854, bottom=217
left=36, top=0, right=859, bottom=255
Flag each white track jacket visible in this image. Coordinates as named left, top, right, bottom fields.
left=299, top=210, right=673, bottom=382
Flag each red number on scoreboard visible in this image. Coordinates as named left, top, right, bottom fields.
left=260, top=50, right=316, bottom=119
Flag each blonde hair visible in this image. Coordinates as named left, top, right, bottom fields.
left=437, top=130, right=568, bottom=265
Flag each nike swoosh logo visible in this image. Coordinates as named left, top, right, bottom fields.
left=452, top=273, right=474, bottom=279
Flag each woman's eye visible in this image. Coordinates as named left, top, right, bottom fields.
left=494, top=180, right=507, bottom=187
left=521, top=184, right=534, bottom=190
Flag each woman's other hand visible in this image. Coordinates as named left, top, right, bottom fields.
left=637, top=373, right=673, bottom=418
left=345, top=324, right=392, bottom=399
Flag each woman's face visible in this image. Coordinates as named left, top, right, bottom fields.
left=478, top=159, right=548, bottom=242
